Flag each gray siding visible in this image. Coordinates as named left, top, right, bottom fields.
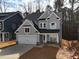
left=16, top=20, right=38, bottom=35
left=48, top=12, right=60, bottom=29
left=38, top=12, right=61, bottom=29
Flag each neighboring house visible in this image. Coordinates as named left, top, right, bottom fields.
left=15, top=5, right=62, bottom=45
left=0, top=11, right=23, bottom=42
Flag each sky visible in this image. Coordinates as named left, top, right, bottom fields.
left=0, top=0, right=79, bottom=13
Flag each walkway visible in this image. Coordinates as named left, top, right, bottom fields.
left=0, top=44, right=35, bottom=59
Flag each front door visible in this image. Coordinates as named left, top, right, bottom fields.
left=0, top=33, right=2, bottom=42
left=39, top=34, right=45, bottom=44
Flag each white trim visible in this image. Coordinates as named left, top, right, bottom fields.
left=27, top=20, right=39, bottom=32
left=56, top=33, right=59, bottom=43
left=15, top=19, right=39, bottom=33
left=2, top=33, right=5, bottom=42
left=24, top=27, right=30, bottom=33
left=47, top=12, right=61, bottom=20
left=53, top=12, right=61, bottom=19
left=44, top=34, right=47, bottom=43
left=15, top=19, right=26, bottom=33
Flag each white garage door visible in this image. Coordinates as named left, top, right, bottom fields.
left=16, top=35, right=38, bottom=44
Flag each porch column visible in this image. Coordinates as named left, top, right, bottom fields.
left=6, top=33, right=9, bottom=41
left=56, top=33, right=59, bottom=44
left=37, top=33, right=39, bottom=44
left=2, top=33, right=5, bottom=42
left=45, top=34, right=47, bottom=43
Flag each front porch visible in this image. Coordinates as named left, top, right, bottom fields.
left=37, top=33, right=60, bottom=45
left=0, top=40, right=16, bottom=49
left=0, top=32, right=16, bottom=42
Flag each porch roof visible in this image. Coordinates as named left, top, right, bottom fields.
left=39, top=29, right=60, bottom=33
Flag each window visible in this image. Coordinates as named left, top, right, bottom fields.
left=51, top=23, right=55, bottom=25
left=40, top=23, right=46, bottom=28
left=44, top=23, right=46, bottom=28
left=0, top=22, right=2, bottom=30
left=25, top=28, right=29, bottom=32
left=57, top=17, right=59, bottom=19
left=40, top=23, right=42, bottom=28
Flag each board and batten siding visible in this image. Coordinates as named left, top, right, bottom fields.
left=16, top=20, right=38, bottom=35
left=47, top=12, right=61, bottom=29
left=38, top=12, right=61, bottom=30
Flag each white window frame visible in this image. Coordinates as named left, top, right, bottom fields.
left=39, top=22, right=46, bottom=29
left=23, top=27, right=30, bottom=33
left=50, top=22, right=56, bottom=29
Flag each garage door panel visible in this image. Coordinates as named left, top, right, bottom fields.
left=17, top=35, right=37, bottom=44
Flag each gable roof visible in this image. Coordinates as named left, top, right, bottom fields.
left=1, top=11, right=23, bottom=32
left=0, top=12, right=16, bottom=20
left=15, top=19, right=39, bottom=33
left=54, top=11, right=62, bottom=19
left=47, top=12, right=61, bottom=20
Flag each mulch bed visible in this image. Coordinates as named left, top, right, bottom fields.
left=19, top=46, right=59, bottom=59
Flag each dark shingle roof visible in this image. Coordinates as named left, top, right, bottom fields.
left=0, top=12, right=17, bottom=20
left=25, top=11, right=43, bottom=21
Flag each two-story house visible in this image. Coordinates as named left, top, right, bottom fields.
left=15, top=5, right=62, bottom=45
left=0, top=11, right=23, bottom=42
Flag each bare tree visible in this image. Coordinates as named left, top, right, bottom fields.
left=0, top=0, right=10, bottom=12
left=54, top=0, right=64, bottom=12
left=69, top=0, right=79, bottom=20
left=27, top=2, right=32, bottom=13
left=33, top=0, right=44, bottom=11
left=19, top=2, right=27, bottom=12
left=45, top=0, right=51, bottom=5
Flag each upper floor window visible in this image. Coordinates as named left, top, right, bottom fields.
left=51, top=23, right=55, bottom=25
left=44, top=23, right=46, bottom=28
left=40, top=23, right=46, bottom=28
left=25, top=28, right=29, bottom=32
left=40, top=23, right=42, bottom=28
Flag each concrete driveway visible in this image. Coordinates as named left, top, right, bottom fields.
left=0, top=44, right=35, bottom=59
